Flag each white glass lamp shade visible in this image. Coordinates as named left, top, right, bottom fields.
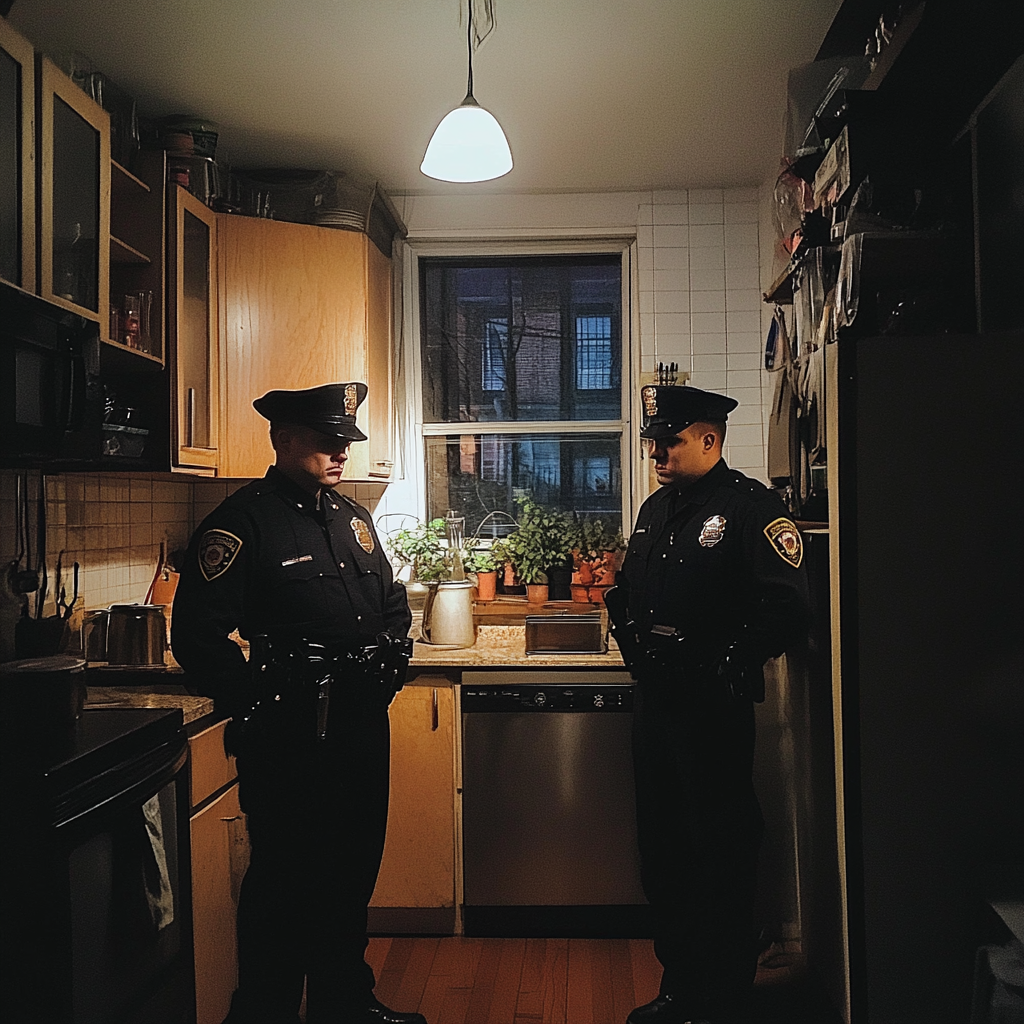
left=420, top=100, right=513, bottom=182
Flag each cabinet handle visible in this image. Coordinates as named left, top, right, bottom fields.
left=431, top=688, right=438, bottom=732
left=186, top=387, right=195, bottom=448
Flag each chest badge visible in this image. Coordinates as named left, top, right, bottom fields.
left=764, top=517, right=803, bottom=568
left=699, top=515, right=727, bottom=547
left=350, top=517, right=374, bottom=554
left=198, top=529, right=243, bottom=581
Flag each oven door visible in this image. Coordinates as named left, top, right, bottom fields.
left=3, top=710, right=194, bottom=1024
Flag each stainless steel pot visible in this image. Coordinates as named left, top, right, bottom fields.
left=0, top=654, right=87, bottom=726
left=105, top=604, right=167, bottom=666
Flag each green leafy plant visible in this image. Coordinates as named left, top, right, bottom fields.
left=504, top=497, right=576, bottom=585
left=464, top=540, right=507, bottom=575
left=387, top=518, right=451, bottom=583
left=572, top=516, right=626, bottom=563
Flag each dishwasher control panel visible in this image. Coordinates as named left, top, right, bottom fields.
left=461, top=684, right=634, bottom=712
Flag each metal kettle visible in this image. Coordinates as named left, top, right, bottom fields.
left=105, top=604, right=167, bottom=666
left=420, top=580, right=476, bottom=648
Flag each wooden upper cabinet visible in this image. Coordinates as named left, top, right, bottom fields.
left=218, top=215, right=394, bottom=480
left=364, top=240, right=395, bottom=481
left=0, top=17, right=36, bottom=292
left=37, top=55, right=109, bottom=327
left=169, top=186, right=219, bottom=471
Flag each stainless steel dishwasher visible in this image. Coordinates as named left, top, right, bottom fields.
left=460, top=670, right=650, bottom=937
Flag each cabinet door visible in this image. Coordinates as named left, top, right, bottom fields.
left=191, top=782, right=248, bottom=1024
left=106, top=149, right=165, bottom=367
left=170, top=186, right=219, bottom=470
left=364, top=240, right=395, bottom=481
left=219, top=216, right=387, bottom=479
left=37, top=56, right=109, bottom=326
left=0, top=17, right=35, bottom=291
left=371, top=680, right=456, bottom=908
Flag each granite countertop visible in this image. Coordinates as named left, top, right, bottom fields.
left=84, top=687, right=214, bottom=725
left=410, top=625, right=626, bottom=668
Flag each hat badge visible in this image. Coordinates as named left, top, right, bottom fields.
left=344, top=384, right=358, bottom=417
left=642, top=386, right=658, bottom=417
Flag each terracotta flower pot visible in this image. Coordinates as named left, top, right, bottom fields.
left=570, top=584, right=590, bottom=603
left=526, top=584, right=549, bottom=604
left=475, top=570, right=497, bottom=602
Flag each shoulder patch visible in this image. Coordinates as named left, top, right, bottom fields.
left=350, top=516, right=374, bottom=553
left=199, top=529, right=243, bottom=581
left=764, top=518, right=803, bottom=568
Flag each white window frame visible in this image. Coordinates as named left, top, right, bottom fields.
left=398, top=238, right=641, bottom=530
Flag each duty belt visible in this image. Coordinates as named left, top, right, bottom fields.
left=247, top=632, right=413, bottom=740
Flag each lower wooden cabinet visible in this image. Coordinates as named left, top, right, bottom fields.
left=371, top=679, right=456, bottom=928
left=190, top=719, right=248, bottom=1024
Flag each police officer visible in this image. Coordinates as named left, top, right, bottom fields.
left=171, top=383, right=426, bottom=1024
left=610, top=386, right=810, bottom=1024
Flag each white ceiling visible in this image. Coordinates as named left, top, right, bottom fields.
left=8, top=0, right=842, bottom=196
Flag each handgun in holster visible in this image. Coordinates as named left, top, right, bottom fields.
left=603, top=585, right=642, bottom=675
left=229, top=631, right=414, bottom=751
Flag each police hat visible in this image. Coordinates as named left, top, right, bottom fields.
left=639, top=384, right=738, bottom=440
left=253, top=382, right=368, bottom=441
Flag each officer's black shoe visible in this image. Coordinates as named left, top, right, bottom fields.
left=626, top=993, right=700, bottom=1024
left=361, top=996, right=428, bottom=1023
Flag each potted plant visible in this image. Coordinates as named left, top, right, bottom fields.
left=387, top=518, right=452, bottom=585
left=464, top=541, right=506, bottom=602
left=571, top=516, right=627, bottom=602
left=504, top=497, right=576, bottom=604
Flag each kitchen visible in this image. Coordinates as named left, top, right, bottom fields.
left=1, top=2, right=1022, bottom=1023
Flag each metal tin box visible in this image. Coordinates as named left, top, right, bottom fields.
left=524, top=613, right=607, bottom=655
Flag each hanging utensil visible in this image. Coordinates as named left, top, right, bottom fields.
left=13, top=472, right=39, bottom=596
left=54, top=553, right=80, bottom=622
left=34, top=474, right=48, bottom=620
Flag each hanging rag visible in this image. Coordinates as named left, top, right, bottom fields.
left=141, top=793, right=175, bottom=931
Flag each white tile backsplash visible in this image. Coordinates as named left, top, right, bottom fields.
left=653, top=224, right=689, bottom=248
left=689, top=223, right=726, bottom=248
left=689, top=202, right=724, bottom=225
left=654, top=290, right=691, bottom=313
left=653, top=203, right=690, bottom=225
left=689, top=247, right=726, bottom=270
left=636, top=188, right=770, bottom=481
left=691, top=290, right=726, bottom=313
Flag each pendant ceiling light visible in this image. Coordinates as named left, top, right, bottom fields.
left=420, top=3, right=513, bottom=183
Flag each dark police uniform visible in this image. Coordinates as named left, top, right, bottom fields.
left=171, top=383, right=418, bottom=1024
left=617, top=386, right=809, bottom=1024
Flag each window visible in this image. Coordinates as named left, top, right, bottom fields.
left=575, top=315, right=613, bottom=389
left=419, top=252, right=626, bottom=534
left=481, top=320, right=507, bottom=391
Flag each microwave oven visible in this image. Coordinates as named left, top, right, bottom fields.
left=1, top=281, right=160, bottom=468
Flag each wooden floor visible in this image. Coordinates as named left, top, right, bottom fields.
left=366, top=936, right=661, bottom=1024
left=363, top=936, right=841, bottom=1024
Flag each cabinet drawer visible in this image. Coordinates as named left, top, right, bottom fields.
left=190, top=719, right=236, bottom=808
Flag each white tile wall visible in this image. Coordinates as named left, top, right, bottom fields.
left=637, top=187, right=771, bottom=481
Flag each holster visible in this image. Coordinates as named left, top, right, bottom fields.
left=226, top=631, right=414, bottom=754
left=603, top=585, right=642, bottom=675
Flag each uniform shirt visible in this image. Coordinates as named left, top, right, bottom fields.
left=171, top=466, right=411, bottom=715
left=620, top=459, right=809, bottom=678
